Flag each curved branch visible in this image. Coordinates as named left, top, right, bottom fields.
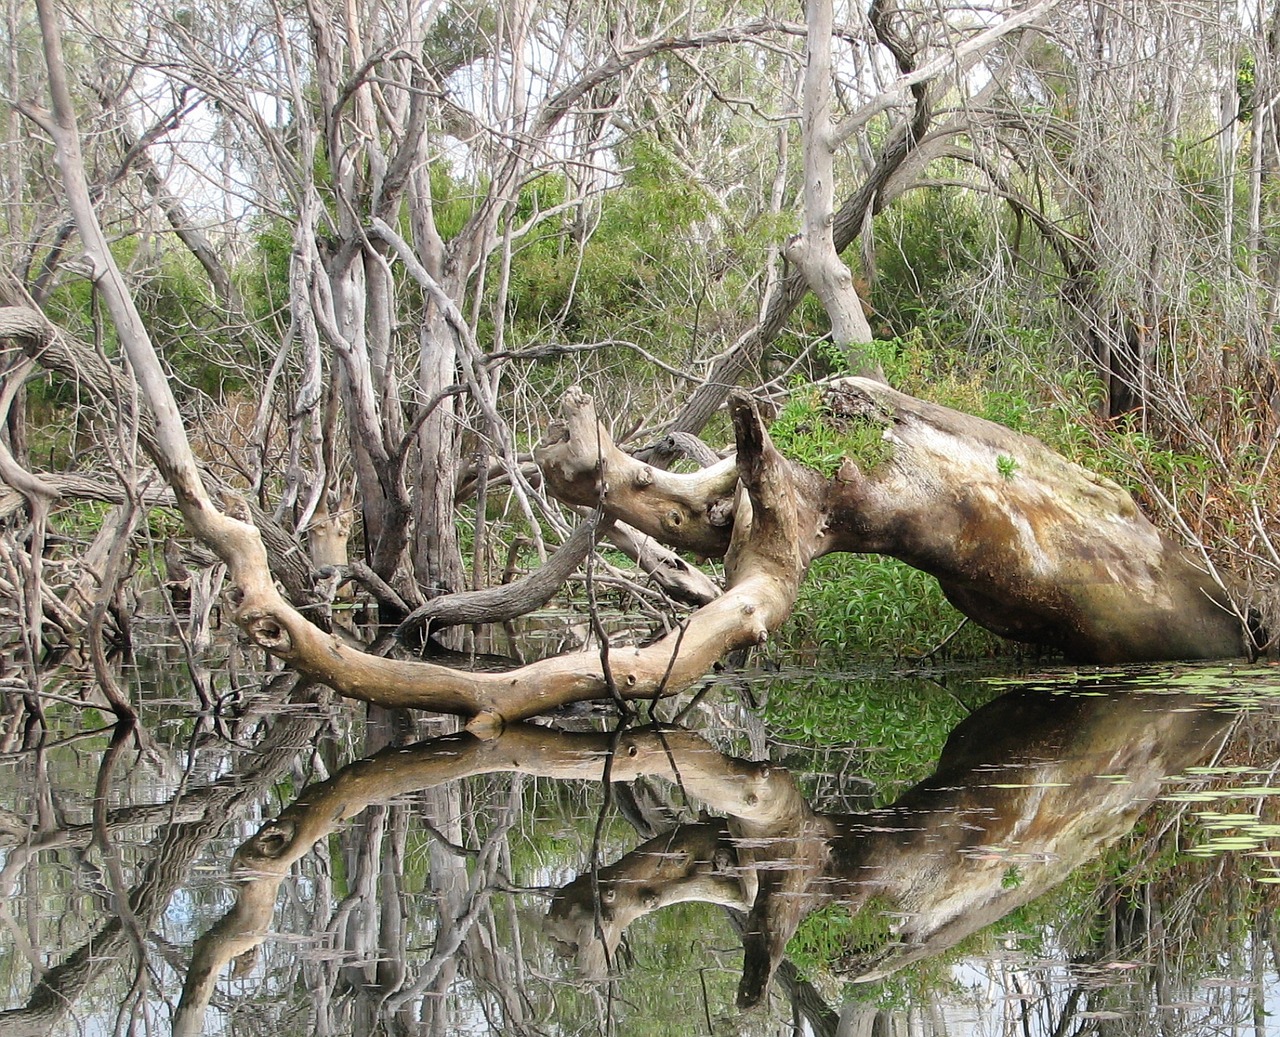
left=535, top=386, right=740, bottom=557
left=392, top=516, right=604, bottom=641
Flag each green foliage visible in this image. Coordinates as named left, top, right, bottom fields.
left=505, top=135, right=712, bottom=345
left=768, top=387, right=892, bottom=478
left=786, top=897, right=896, bottom=978
left=869, top=182, right=994, bottom=337
left=777, top=554, right=1005, bottom=664
left=996, top=454, right=1020, bottom=479
left=1237, top=53, right=1256, bottom=118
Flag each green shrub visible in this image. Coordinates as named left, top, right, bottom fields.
left=778, top=554, right=1004, bottom=663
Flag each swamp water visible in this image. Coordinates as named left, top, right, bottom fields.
left=2, top=631, right=1280, bottom=1036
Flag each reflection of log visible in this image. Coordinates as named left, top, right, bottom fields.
left=183, top=687, right=1232, bottom=1022
left=0, top=689, right=325, bottom=1037
left=174, top=723, right=801, bottom=1033
left=546, top=821, right=752, bottom=976
left=732, top=687, right=1231, bottom=1006
left=821, top=688, right=1231, bottom=983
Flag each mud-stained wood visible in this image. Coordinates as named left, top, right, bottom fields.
left=814, top=377, right=1249, bottom=661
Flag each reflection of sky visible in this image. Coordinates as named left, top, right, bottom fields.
left=941, top=937, right=1280, bottom=1036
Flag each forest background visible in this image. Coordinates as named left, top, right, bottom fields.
left=2, top=0, right=1280, bottom=708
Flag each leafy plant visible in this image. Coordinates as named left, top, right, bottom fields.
left=769, top=387, right=892, bottom=478
left=786, top=897, right=898, bottom=977
left=777, top=554, right=1005, bottom=663
left=996, top=454, right=1020, bottom=479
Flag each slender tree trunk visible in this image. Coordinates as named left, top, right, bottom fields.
left=784, top=0, right=875, bottom=365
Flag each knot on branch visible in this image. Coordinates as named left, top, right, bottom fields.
left=0, top=306, right=54, bottom=351
left=218, top=491, right=254, bottom=522
left=235, top=818, right=297, bottom=867
left=241, top=609, right=294, bottom=653
left=465, top=708, right=506, bottom=739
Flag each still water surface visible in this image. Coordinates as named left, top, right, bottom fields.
left=2, top=631, right=1280, bottom=1036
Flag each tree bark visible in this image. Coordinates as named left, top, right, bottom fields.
left=811, top=378, right=1250, bottom=661
left=784, top=0, right=875, bottom=363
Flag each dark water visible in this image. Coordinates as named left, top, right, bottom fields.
left=2, top=632, right=1280, bottom=1036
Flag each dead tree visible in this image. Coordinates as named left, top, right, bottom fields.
left=0, top=0, right=1259, bottom=746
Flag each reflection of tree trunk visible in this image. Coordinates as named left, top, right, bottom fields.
left=418, top=783, right=468, bottom=1037
left=183, top=686, right=1233, bottom=1024
left=0, top=683, right=326, bottom=1037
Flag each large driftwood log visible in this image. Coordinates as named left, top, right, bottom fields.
left=2, top=301, right=1256, bottom=727
left=814, top=379, right=1250, bottom=661
left=536, top=386, right=743, bottom=557
left=542, top=379, right=1252, bottom=662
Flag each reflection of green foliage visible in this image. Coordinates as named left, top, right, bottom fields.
left=787, top=896, right=896, bottom=977
left=763, top=674, right=997, bottom=801
left=615, top=902, right=741, bottom=1034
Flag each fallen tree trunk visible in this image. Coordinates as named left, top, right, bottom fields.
left=812, top=378, right=1252, bottom=661
left=541, top=379, right=1254, bottom=663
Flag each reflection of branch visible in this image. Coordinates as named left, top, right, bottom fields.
left=0, top=684, right=327, bottom=1036
left=91, top=723, right=151, bottom=1027
left=176, top=685, right=1239, bottom=1027
left=175, top=722, right=804, bottom=1031
left=549, top=821, right=752, bottom=976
